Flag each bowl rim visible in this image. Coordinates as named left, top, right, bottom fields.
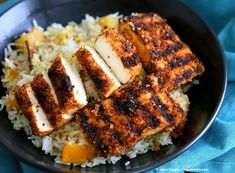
left=0, top=0, right=227, bottom=172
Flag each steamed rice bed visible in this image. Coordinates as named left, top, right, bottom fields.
left=0, top=13, right=189, bottom=167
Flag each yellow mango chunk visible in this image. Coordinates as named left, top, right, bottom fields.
left=6, top=98, right=20, bottom=111
left=15, top=28, right=45, bottom=50
left=75, top=36, right=80, bottom=43
left=99, top=15, right=119, bottom=29
left=54, top=26, right=77, bottom=44
left=62, top=143, right=96, bottom=164
left=55, top=33, right=67, bottom=44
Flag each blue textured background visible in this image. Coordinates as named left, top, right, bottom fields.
left=0, top=0, right=235, bottom=172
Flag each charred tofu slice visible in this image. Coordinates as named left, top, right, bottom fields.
left=95, top=28, right=142, bottom=84
left=119, top=13, right=205, bottom=90
left=15, top=83, right=53, bottom=136
left=31, top=73, right=73, bottom=128
left=76, top=74, right=184, bottom=156
left=75, top=46, right=120, bottom=98
left=169, top=88, right=190, bottom=137
left=48, top=56, right=87, bottom=114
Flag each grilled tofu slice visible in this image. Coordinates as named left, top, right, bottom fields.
left=75, top=46, right=120, bottom=98
left=48, top=56, right=87, bottom=114
left=119, top=13, right=205, bottom=90
left=76, top=74, right=184, bottom=156
left=15, top=83, right=54, bottom=136
left=95, top=28, right=142, bottom=84
left=31, top=73, right=73, bottom=128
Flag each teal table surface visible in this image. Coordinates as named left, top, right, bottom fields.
left=0, top=0, right=235, bottom=173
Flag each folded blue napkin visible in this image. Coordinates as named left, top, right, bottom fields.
left=0, top=0, right=235, bottom=172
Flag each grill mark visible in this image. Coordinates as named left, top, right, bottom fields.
left=150, top=50, right=164, bottom=59
left=124, top=101, right=139, bottom=114
left=33, top=87, right=47, bottom=105
left=152, top=20, right=167, bottom=28
left=136, top=128, right=144, bottom=137
left=160, top=31, right=174, bottom=40
left=140, top=77, right=152, bottom=91
left=149, top=115, right=160, bottom=128
left=168, top=56, right=191, bottom=68
left=125, top=121, right=134, bottom=132
left=151, top=96, right=173, bottom=123
left=194, top=66, right=203, bottom=74
left=143, top=76, right=153, bottom=90
left=97, top=105, right=110, bottom=122
left=123, top=41, right=133, bottom=52
left=136, top=105, right=159, bottom=133
left=183, top=70, right=193, bottom=79
left=140, top=34, right=150, bottom=44
left=111, top=83, right=155, bottom=138
left=61, top=76, right=74, bottom=92
left=165, top=42, right=183, bottom=55
left=174, top=75, right=184, bottom=84
left=96, top=138, right=109, bottom=153
left=90, top=72, right=107, bottom=91
left=133, top=117, right=147, bottom=137
left=157, top=74, right=167, bottom=89
left=103, top=103, right=138, bottom=145
left=138, top=107, right=150, bottom=135
left=121, top=53, right=140, bottom=68
left=151, top=42, right=183, bottom=60
left=112, top=99, right=124, bottom=114
left=110, top=132, right=124, bottom=145
left=137, top=22, right=148, bottom=30
left=86, top=98, right=97, bottom=110
left=79, top=108, right=125, bottom=155
left=86, top=125, right=97, bottom=140
left=78, top=110, right=88, bottom=124
left=122, top=86, right=139, bottom=99
left=125, top=120, right=140, bottom=136
left=113, top=98, right=139, bottom=115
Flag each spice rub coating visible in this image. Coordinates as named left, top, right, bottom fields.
left=119, top=13, right=205, bottom=90
left=48, top=56, right=87, bottom=114
left=76, top=74, right=184, bottom=156
left=95, top=28, right=142, bottom=84
left=76, top=46, right=120, bottom=97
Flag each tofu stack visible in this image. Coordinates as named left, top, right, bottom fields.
left=95, top=28, right=142, bottom=84
left=76, top=74, right=185, bottom=156
left=119, top=13, right=205, bottom=90
left=15, top=56, right=87, bottom=136
left=75, top=46, right=120, bottom=98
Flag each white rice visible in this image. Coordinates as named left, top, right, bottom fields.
left=42, top=136, right=53, bottom=154
left=125, top=161, right=130, bottom=166
left=0, top=13, right=190, bottom=167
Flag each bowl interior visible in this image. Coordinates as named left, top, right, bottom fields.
left=0, top=0, right=226, bottom=172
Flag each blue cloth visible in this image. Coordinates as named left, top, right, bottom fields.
left=0, top=0, right=235, bottom=172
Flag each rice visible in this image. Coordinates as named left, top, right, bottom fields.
left=125, top=161, right=130, bottom=166
left=42, top=136, right=53, bottom=154
left=0, top=13, right=190, bottom=167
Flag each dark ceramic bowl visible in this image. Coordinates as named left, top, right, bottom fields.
left=0, top=0, right=227, bottom=172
